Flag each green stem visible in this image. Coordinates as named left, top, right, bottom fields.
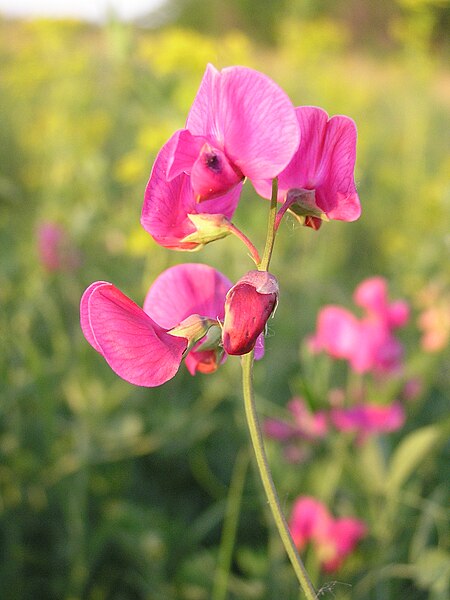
left=241, top=352, right=317, bottom=599
left=259, top=178, right=279, bottom=271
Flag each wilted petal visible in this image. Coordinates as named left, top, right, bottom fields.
left=81, top=282, right=187, bottom=387
left=141, top=133, right=242, bottom=250
left=187, top=64, right=300, bottom=182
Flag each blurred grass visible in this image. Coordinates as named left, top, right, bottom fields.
left=0, top=6, right=449, bottom=600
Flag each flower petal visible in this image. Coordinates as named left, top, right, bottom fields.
left=186, top=64, right=300, bottom=181
left=80, top=281, right=109, bottom=353
left=83, top=283, right=187, bottom=387
left=143, top=263, right=232, bottom=329
left=141, top=133, right=242, bottom=250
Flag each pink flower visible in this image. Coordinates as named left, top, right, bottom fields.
left=254, top=106, right=360, bottom=228
left=354, top=277, right=410, bottom=329
left=308, top=278, right=409, bottom=375
left=289, top=496, right=366, bottom=572
left=264, top=397, right=328, bottom=442
left=141, top=131, right=242, bottom=251
left=307, top=306, right=360, bottom=360
left=331, top=401, right=405, bottom=442
left=222, top=270, right=278, bottom=356
left=37, top=222, right=81, bottom=272
left=81, top=264, right=232, bottom=386
left=81, top=264, right=267, bottom=386
left=141, top=65, right=300, bottom=248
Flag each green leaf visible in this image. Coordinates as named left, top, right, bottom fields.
left=386, top=425, right=442, bottom=493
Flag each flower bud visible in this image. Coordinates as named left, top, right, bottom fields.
left=222, top=271, right=279, bottom=355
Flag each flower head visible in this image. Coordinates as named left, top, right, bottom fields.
left=142, top=64, right=300, bottom=249
left=81, top=264, right=268, bottom=386
left=331, top=401, right=405, bottom=443
left=254, top=106, right=360, bottom=228
left=289, top=496, right=366, bottom=573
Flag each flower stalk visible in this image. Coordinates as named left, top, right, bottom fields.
left=241, top=178, right=317, bottom=599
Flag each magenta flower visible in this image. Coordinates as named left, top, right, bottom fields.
left=141, top=131, right=242, bottom=251
left=80, top=263, right=233, bottom=386
left=289, top=496, right=366, bottom=572
left=37, top=221, right=81, bottom=272
left=81, top=264, right=267, bottom=386
left=254, top=106, right=360, bottom=228
left=141, top=65, right=300, bottom=249
left=222, top=270, right=278, bottom=356
left=264, top=397, right=328, bottom=442
left=354, top=277, right=409, bottom=329
left=331, top=401, right=405, bottom=443
left=308, top=278, right=409, bottom=375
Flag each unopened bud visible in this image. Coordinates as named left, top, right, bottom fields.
left=222, top=271, right=279, bottom=355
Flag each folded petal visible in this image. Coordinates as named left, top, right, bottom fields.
left=141, top=133, right=242, bottom=250
left=255, top=107, right=360, bottom=222
left=81, top=282, right=187, bottom=387
left=143, top=263, right=232, bottom=329
left=186, top=64, right=300, bottom=181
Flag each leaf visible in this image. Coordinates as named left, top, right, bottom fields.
left=386, top=425, right=442, bottom=493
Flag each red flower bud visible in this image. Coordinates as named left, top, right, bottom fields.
left=222, top=271, right=279, bottom=355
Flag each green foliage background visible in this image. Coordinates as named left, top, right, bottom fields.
left=0, top=2, right=449, bottom=598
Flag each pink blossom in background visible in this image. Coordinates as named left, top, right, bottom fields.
left=264, top=397, right=328, bottom=442
left=330, top=401, right=405, bottom=443
left=416, top=283, right=450, bottom=352
left=308, top=277, right=409, bottom=375
left=37, top=222, right=81, bottom=272
left=289, top=496, right=366, bottom=572
left=254, top=106, right=361, bottom=228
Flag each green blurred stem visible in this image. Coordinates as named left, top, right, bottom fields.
left=241, top=352, right=317, bottom=599
left=259, top=178, right=278, bottom=271
left=211, top=448, right=249, bottom=600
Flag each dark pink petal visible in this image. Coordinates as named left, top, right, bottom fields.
left=143, top=263, right=232, bottom=329
left=190, top=143, right=243, bottom=200
left=186, top=64, right=300, bottom=181
left=82, top=283, right=187, bottom=387
left=165, top=129, right=205, bottom=180
left=388, top=300, right=410, bottom=328
left=141, top=133, right=242, bottom=250
left=222, top=271, right=279, bottom=356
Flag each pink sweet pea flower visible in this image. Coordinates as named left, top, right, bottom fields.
left=81, top=264, right=267, bottom=385
left=307, top=306, right=360, bottom=360
left=141, top=131, right=242, bottom=251
left=354, top=277, right=410, bottom=329
left=37, top=221, right=81, bottom=272
left=331, top=401, right=405, bottom=443
left=81, top=264, right=232, bottom=386
left=254, top=106, right=360, bottom=228
left=289, top=496, right=366, bottom=572
left=264, top=397, right=328, bottom=443
left=318, top=517, right=368, bottom=573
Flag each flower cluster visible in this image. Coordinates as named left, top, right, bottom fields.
left=289, top=496, right=367, bottom=572
left=308, top=277, right=409, bottom=375
left=81, top=64, right=360, bottom=386
left=265, top=395, right=405, bottom=459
